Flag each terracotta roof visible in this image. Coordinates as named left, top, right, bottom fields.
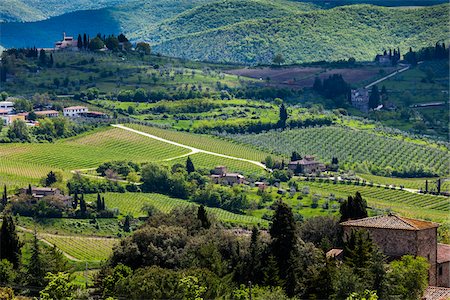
left=340, top=214, right=439, bottom=231
left=326, top=248, right=343, bottom=258
left=64, top=106, right=88, bottom=110
left=422, top=286, right=450, bottom=300
left=437, top=243, right=450, bottom=264
left=36, top=110, right=59, bottom=115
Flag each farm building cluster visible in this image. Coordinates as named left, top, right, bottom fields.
left=0, top=99, right=107, bottom=127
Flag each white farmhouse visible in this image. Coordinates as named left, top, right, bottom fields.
left=0, top=101, right=14, bottom=113
left=63, top=106, right=88, bottom=117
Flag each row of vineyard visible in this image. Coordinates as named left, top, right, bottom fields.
left=43, top=235, right=117, bottom=262
left=229, top=126, right=449, bottom=176
left=87, top=192, right=267, bottom=227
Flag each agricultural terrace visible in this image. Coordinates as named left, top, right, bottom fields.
left=42, top=235, right=117, bottom=262
left=229, top=125, right=449, bottom=176
left=226, top=65, right=399, bottom=89
left=84, top=192, right=267, bottom=227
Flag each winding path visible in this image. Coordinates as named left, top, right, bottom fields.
left=111, top=124, right=271, bottom=171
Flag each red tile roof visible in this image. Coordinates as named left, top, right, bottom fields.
left=437, top=243, right=450, bottom=264
left=340, top=214, right=439, bottom=231
left=422, top=286, right=450, bottom=300
left=36, top=110, right=59, bottom=115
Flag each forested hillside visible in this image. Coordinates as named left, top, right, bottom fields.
left=154, top=4, right=449, bottom=64
left=1, top=0, right=448, bottom=64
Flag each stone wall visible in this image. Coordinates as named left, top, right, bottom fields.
left=438, top=262, right=450, bottom=287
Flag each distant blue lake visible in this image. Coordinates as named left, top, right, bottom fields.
left=0, top=9, right=121, bottom=49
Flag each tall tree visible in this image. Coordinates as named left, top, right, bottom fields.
left=123, top=215, right=131, bottom=232
left=27, top=229, right=45, bottom=287
left=96, top=193, right=102, bottom=211
left=39, top=49, right=47, bottom=66
left=2, top=185, right=7, bottom=206
left=339, top=192, right=368, bottom=222
left=72, top=192, right=78, bottom=209
left=83, top=33, right=87, bottom=49
left=48, top=53, right=54, bottom=67
left=273, top=53, right=285, bottom=66
left=80, top=194, right=86, bottom=214
left=278, top=103, right=288, bottom=128
left=77, top=34, right=82, bottom=49
left=270, top=201, right=297, bottom=281
left=0, top=215, right=21, bottom=268
left=45, top=171, right=57, bottom=186
left=290, top=151, right=302, bottom=161
left=197, top=205, right=210, bottom=229
left=186, top=157, right=195, bottom=174
left=368, top=85, right=380, bottom=109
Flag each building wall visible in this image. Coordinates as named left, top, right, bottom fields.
left=343, top=226, right=438, bottom=286
left=417, top=228, right=438, bottom=286
left=438, top=262, right=450, bottom=287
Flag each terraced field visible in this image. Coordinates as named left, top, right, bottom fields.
left=230, top=126, right=449, bottom=176
left=43, top=235, right=117, bottom=262
left=85, top=192, right=267, bottom=227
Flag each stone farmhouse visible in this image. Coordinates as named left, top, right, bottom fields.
left=339, top=214, right=450, bottom=288
left=210, top=166, right=246, bottom=185
left=18, top=186, right=72, bottom=207
left=54, top=33, right=78, bottom=51
left=351, top=89, right=369, bottom=113
left=0, top=101, right=14, bottom=113
left=288, top=155, right=325, bottom=175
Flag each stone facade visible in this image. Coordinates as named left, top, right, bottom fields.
left=288, top=156, right=325, bottom=175
left=341, top=215, right=441, bottom=286
left=351, top=89, right=369, bottom=112
left=437, top=244, right=450, bottom=288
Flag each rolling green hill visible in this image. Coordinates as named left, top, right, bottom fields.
left=154, top=4, right=449, bottom=64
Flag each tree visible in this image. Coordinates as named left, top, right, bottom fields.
left=1, top=185, right=7, bottom=207
left=291, top=151, right=302, bottom=161
left=39, top=49, right=47, bottom=66
left=197, top=205, right=211, bottom=229
left=39, top=272, right=76, bottom=300
left=48, top=53, right=54, bottom=67
left=264, top=156, right=274, bottom=169
left=77, top=34, right=83, bottom=49
left=339, top=192, right=368, bottom=222
left=7, top=119, right=31, bottom=142
left=0, top=215, right=21, bottom=268
left=179, top=275, right=207, bottom=300
left=269, top=201, right=297, bottom=281
left=89, top=37, right=105, bottom=51
left=28, top=110, right=37, bottom=121
left=0, top=259, right=16, bottom=285
left=278, top=103, right=288, bottom=128
left=141, top=163, right=171, bottom=193
left=96, top=193, right=103, bottom=211
left=273, top=53, right=285, bottom=66
left=123, top=215, right=132, bottom=232
left=136, top=42, right=151, bottom=55
left=72, top=192, right=78, bottom=209
left=80, top=194, right=86, bottom=214
left=105, top=35, right=119, bottom=52
left=45, top=171, right=57, bottom=186
left=368, top=85, right=380, bottom=109
left=186, top=157, right=195, bottom=174
left=83, top=33, right=87, bottom=49
left=313, top=77, right=322, bottom=92
left=27, top=229, right=45, bottom=287
left=387, top=255, right=429, bottom=300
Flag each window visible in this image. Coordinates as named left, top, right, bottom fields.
left=439, top=266, right=443, bottom=276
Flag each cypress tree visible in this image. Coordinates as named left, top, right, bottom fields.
left=269, top=201, right=297, bottom=281
left=278, top=103, right=288, bottom=128
left=96, top=193, right=102, bottom=211
left=0, top=215, right=21, bottom=268
left=2, top=185, right=7, bottom=206
left=339, top=191, right=368, bottom=222
left=425, top=180, right=429, bottom=193
left=83, top=33, right=87, bottom=49
left=197, top=205, right=211, bottom=229
left=39, top=49, right=46, bottom=66
left=186, top=156, right=195, bottom=174
left=80, top=194, right=86, bottom=213
left=123, top=215, right=131, bottom=232
left=72, top=192, right=78, bottom=209
left=77, top=34, right=83, bottom=49
left=102, top=197, right=106, bottom=210
left=27, top=229, right=45, bottom=287
left=48, top=53, right=54, bottom=67
left=27, top=184, right=32, bottom=195
left=368, top=85, right=380, bottom=109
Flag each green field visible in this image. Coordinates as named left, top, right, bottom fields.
left=229, top=125, right=449, bottom=176
left=85, top=192, right=268, bottom=227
